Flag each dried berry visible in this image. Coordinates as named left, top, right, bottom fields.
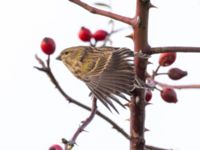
left=168, top=68, right=187, bottom=80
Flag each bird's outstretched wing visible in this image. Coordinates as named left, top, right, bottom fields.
left=85, top=47, right=135, bottom=113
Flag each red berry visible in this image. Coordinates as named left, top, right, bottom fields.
left=49, top=144, right=63, bottom=150
left=41, top=37, right=56, bottom=55
left=160, top=87, right=177, bottom=103
left=145, top=89, right=152, bottom=102
left=78, top=27, right=92, bottom=42
left=93, top=29, right=108, bottom=41
left=159, top=52, right=176, bottom=66
left=168, top=68, right=187, bottom=80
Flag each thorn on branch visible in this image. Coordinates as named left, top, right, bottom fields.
left=144, top=128, right=150, bottom=132
left=125, top=32, right=134, bottom=41
left=148, top=3, right=157, bottom=9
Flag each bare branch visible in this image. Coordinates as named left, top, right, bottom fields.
left=68, top=0, right=136, bottom=26
left=34, top=55, right=130, bottom=140
left=129, top=0, right=150, bottom=149
left=64, top=97, right=97, bottom=150
left=150, top=46, right=200, bottom=54
left=35, top=54, right=45, bottom=68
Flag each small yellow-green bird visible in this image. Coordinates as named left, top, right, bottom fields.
left=56, top=46, right=136, bottom=113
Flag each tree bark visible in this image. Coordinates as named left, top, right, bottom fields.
left=130, top=0, right=150, bottom=150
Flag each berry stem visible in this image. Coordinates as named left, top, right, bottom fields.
left=90, top=40, right=97, bottom=47
left=152, top=65, right=161, bottom=79
left=155, top=73, right=168, bottom=75
left=47, top=55, right=50, bottom=68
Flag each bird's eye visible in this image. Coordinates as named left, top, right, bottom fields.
left=64, top=51, right=69, bottom=55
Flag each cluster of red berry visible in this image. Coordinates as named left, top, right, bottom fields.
left=78, top=26, right=108, bottom=43
left=159, top=52, right=179, bottom=103
left=40, top=27, right=108, bottom=55
left=145, top=52, right=187, bottom=103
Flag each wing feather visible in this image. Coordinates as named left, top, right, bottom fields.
left=84, top=47, right=135, bottom=112
left=88, top=86, right=119, bottom=113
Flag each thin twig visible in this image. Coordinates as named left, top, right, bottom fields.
left=155, top=73, right=168, bottom=76
left=35, top=54, right=45, bottom=68
left=152, top=65, right=161, bottom=79
left=34, top=55, right=130, bottom=140
left=155, top=80, right=200, bottom=89
left=68, top=0, right=136, bottom=26
left=64, top=97, right=97, bottom=150
left=150, top=46, right=200, bottom=54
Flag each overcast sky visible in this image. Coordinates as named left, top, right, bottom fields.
left=1, top=0, right=200, bottom=150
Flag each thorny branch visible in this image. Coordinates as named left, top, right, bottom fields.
left=149, top=46, right=200, bottom=54
left=68, top=0, right=137, bottom=26
left=63, top=97, right=97, bottom=150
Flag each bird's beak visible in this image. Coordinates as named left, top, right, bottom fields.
left=56, top=55, right=61, bottom=60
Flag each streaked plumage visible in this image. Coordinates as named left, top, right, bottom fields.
left=57, top=46, right=135, bottom=113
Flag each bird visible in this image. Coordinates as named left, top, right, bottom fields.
left=56, top=46, right=136, bottom=113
